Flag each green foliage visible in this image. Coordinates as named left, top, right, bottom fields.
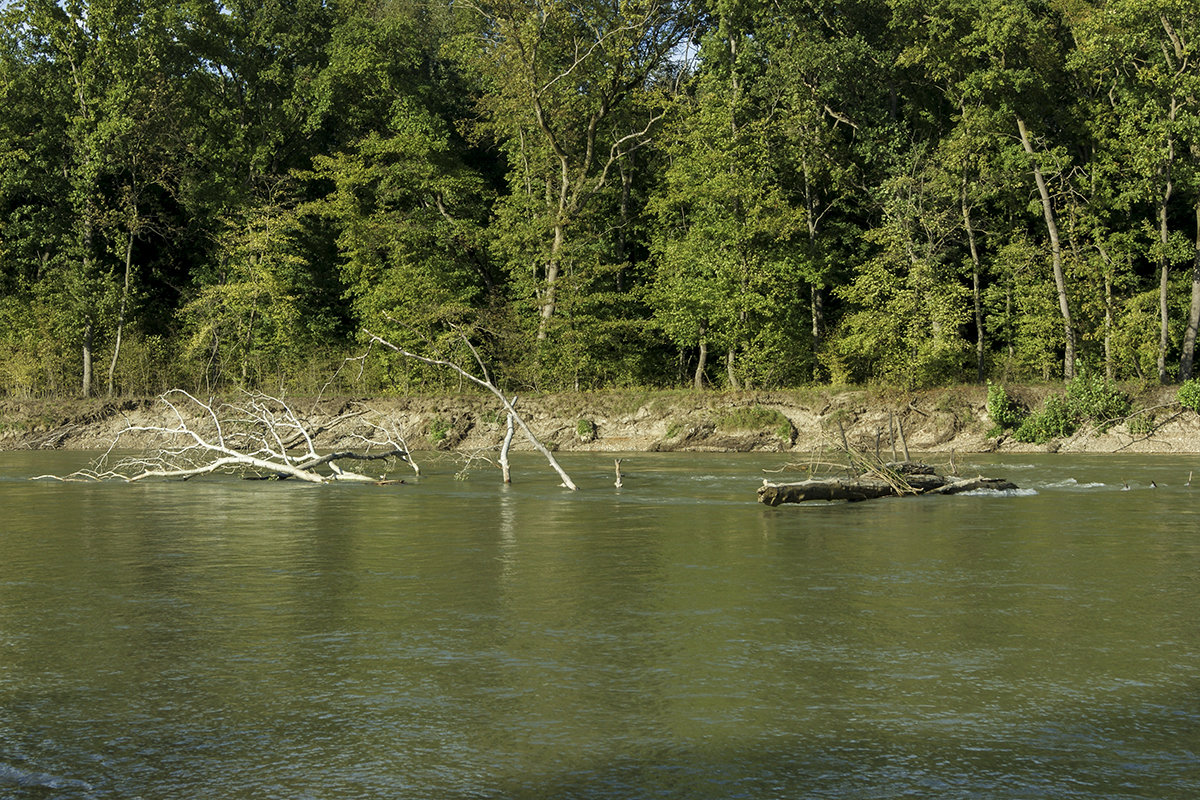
left=306, top=97, right=492, bottom=352
left=1127, top=413, right=1155, bottom=436
left=1178, top=379, right=1200, bottom=414
left=716, top=405, right=793, bottom=441
left=833, top=147, right=975, bottom=388
left=107, top=332, right=177, bottom=397
left=985, top=381, right=1025, bottom=434
left=1013, top=393, right=1077, bottom=444
left=178, top=201, right=316, bottom=390
left=1064, top=373, right=1131, bottom=428
left=428, top=418, right=450, bottom=443
left=2, top=0, right=1200, bottom=397
left=1012, top=375, right=1130, bottom=443
left=647, top=71, right=807, bottom=388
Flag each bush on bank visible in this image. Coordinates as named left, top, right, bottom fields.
left=992, top=375, right=1132, bottom=445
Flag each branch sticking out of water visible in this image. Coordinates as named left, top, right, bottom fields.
left=365, top=330, right=578, bottom=490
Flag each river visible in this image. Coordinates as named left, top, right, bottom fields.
left=1, top=451, right=1198, bottom=799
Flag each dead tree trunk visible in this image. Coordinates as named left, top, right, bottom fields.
left=758, top=463, right=1017, bottom=505
left=500, top=398, right=516, bottom=484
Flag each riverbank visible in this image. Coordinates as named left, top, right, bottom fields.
left=1, top=384, right=1197, bottom=455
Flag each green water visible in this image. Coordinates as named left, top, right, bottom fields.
left=1, top=451, right=1198, bottom=799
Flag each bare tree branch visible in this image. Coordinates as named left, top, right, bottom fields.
left=36, top=390, right=416, bottom=484
left=366, top=330, right=578, bottom=490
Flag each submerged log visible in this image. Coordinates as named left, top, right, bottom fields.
left=927, top=476, right=1019, bottom=495
left=757, top=463, right=1017, bottom=506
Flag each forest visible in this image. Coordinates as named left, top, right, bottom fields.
left=1, top=0, right=1198, bottom=398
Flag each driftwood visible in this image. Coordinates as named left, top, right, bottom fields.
left=758, top=462, right=1017, bottom=506
left=34, top=390, right=416, bottom=484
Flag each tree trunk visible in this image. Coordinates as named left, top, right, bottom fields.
left=536, top=221, right=565, bottom=341
left=1158, top=224, right=1171, bottom=384
left=1132, top=349, right=1146, bottom=381
left=726, top=346, right=739, bottom=389
left=107, top=230, right=134, bottom=396
left=500, top=404, right=515, bottom=484
left=1181, top=200, right=1200, bottom=380
left=1105, top=272, right=1115, bottom=382
left=694, top=330, right=708, bottom=391
left=616, top=157, right=631, bottom=292
left=81, top=323, right=93, bottom=398
left=1094, top=240, right=1116, bottom=381
left=802, top=151, right=827, bottom=380
left=1157, top=130, right=1175, bottom=383
left=810, top=285, right=824, bottom=380
left=758, top=472, right=1018, bottom=505
left=961, top=179, right=985, bottom=383
left=810, top=286, right=823, bottom=343
left=1006, top=283, right=1014, bottom=361
left=1017, top=116, right=1075, bottom=381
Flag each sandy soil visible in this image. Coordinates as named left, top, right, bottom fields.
left=2, top=385, right=1197, bottom=456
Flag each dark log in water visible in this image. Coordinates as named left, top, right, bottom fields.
left=757, top=464, right=1017, bottom=506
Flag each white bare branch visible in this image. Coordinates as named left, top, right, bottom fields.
left=365, top=331, right=579, bottom=490
left=39, top=389, right=415, bottom=484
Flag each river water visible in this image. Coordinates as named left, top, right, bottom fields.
left=1, top=451, right=1198, bottom=799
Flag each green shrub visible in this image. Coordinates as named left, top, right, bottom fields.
left=429, top=417, right=450, bottom=443
left=985, top=381, right=1025, bottom=433
left=1012, top=375, right=1130, bottom=443
left=1013, top=392, right=1076, bottom=443
left=1178, top=379, right=1200, bottom=413
left=1065, top=373, right=1129, bottom=431
left=1127, top=413, right=1155, bottom=435
left=717, top=405, right=793, bottom=440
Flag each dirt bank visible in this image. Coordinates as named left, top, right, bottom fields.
left=3, top=384, right=1197, bottom=456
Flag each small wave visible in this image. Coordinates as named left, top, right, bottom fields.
left=0, top=762, right=93, bottom=791
left=1043, top=478, right=1105, bottom=489
left=960, top=487, right=1039, bottom=497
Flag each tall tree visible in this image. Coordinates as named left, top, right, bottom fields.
left=768, top=0, right=885, bottom=379
left=649, top=69, right=803, bottom=389
left=835, top=146, right=972, bottom=385
left=2, top=0, right=191, bottom=396
left=892, top=0, right=1081, bottom=380
left=462, top=0, right=691, bottom=371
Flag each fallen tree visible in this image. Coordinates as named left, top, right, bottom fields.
left=757, top=462, right=1018, bottom=505
left=366, top=330, right=578, bottom=490
left=36, top=390, right=416, bottom=484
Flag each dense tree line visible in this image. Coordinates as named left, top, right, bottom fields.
left=1, top=0, right=1197, bottom=397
